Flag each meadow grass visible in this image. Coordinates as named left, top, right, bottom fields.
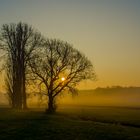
left=0, top=106, right=140, bottom=140
left=58, top=105, right=140, bottom=127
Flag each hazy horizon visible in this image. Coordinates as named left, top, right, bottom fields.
left=1, top=86, right=140, bottom=108
left=0, top=0, right=140, bottom=90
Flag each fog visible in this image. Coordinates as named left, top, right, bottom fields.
left=1, top=87, right=140, bottom=108
left=58, top=87, right=140, bottom=108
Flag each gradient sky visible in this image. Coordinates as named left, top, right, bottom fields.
left=0, top=0, right=140, bottom=89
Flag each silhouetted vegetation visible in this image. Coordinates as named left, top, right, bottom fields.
left=29, top=39, right=95, bottom=113
left=0, top=22, right=45, bottom=109
left=94, top=86, right=140, bottom=94
left=0, top=22, right=95, bottom=112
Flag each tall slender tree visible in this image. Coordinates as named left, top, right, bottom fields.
left=0, top=22, right=44, bottom=109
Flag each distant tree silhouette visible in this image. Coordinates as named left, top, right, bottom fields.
left=4, top=58, right=14, bottom=106
left=29, top=39, right=95, bottom=113
left=0, top=22, right=44, bottom=109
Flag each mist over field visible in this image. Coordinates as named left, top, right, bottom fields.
left=1, top=87, right=140, bottom=108
left=59, top=87, right=140, bottom=108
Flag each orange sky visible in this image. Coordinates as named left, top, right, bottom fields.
left=0, top=0, right=140, bottom=90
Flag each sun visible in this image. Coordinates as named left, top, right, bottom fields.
left=61, top=77, right=65, bottom=81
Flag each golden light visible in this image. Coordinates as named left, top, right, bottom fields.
left=61, top=77, right=65, bottom=81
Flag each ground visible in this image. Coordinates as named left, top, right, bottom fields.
left=0, top=106, right=140, bottom=140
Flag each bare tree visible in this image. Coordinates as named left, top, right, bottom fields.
left=0, top=22, right=44, bottom=109
left=29, top=39, right=95, bottom=113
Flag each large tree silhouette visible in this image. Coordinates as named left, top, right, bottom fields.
left=0, top=22, right=44, bottom=109
left=29, top=39, right=95, bottom=113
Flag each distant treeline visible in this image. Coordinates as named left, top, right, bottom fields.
left=94, top=86, right=140, bottom=94
left=80, top=86, right=140, bottom=95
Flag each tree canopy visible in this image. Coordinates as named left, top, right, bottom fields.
left=29, top=39, right=95, bottom=112
left=0, top=22, right=44, bottom=109
left=0, top=22, right=95, bottom=112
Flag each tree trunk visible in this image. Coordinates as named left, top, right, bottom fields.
left=22, top=70, right=27, bottom=109
left=12, top=53, right=23, bottom=109
left=47, top=95, right=55, bottom=113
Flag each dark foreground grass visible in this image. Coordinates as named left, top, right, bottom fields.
left=0, top=108, right=140, bottom=140
left=58, top=105, right=140, bottom=127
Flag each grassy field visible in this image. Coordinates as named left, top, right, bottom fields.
left=0, top=106, right=140, bottom=140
